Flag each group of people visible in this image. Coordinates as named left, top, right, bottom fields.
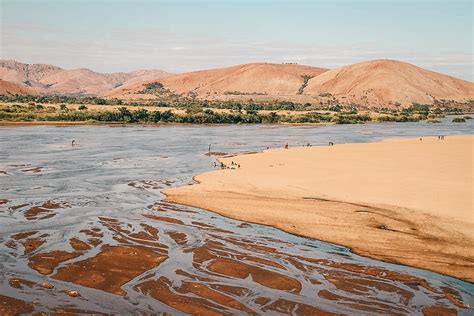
left=213, top=161, right=240, bottom=169
left=210, top=141, right=341, bottom=170
left=283, top=141, right=333, bottom=149
left=420, top=135, right=446, bottom=141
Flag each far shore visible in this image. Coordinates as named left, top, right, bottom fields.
left=0, top=120, right=331, bottom=127
left=164, top=135, right=474, bottom=282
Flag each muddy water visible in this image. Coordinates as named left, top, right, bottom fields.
left=0, top=118, right=473, bottom=315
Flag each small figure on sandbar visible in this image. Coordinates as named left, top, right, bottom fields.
left=71, top=140, right=76, bottom=147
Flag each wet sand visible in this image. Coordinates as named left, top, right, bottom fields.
left=165, top=135, right=474, bottom=282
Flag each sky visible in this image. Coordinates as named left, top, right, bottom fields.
left=1, top=0, right=472, bottom=80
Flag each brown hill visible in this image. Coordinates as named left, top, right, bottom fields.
left=39, top=68, right=171, bottom=95
left=304, top=59, right=474, bottom=107
left=2, top=59, right=473, bottom=108
left=107, top=63, right=328, bottom=99
left=0, top=60, right=170, bottom=95
left=0, top=79, right=38, bottom=96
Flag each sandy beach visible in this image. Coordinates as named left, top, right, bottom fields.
left=165, top=135, right=474, bottom=281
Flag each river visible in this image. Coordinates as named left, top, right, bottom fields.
left=0, top=117, right=473, bottom=314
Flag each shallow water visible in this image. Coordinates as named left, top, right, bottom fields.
left=0, top=117, right=473, bottom=315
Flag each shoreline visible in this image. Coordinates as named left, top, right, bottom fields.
left=163, top=192, right=473, bottom=285
left=0, top=120, right=331, bottom=127
left=164, top=135, right=474, bottom=282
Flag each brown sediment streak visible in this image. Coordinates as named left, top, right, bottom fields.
left=166, top=231, right=187, bottom=245
left=191, top=240, right=301, bottom=293
left=176, top=281, right=257, bottom=315
left=100, top=216, right=168, bottom=251
left=422, top=305, right=457, bottom=316
left=323, top=261, right=468, bottom=308
left=21, top=166, right=43, bottom=173
left=0, top=198, right=8, bottom=205
left=21, top=237, right=47, bottom=254
left=209, top=284, right=250, bottom=297
left=53, top=245, right=168, bottom=296
left=87, top=237, right=102, bottom=247
left=135, top=277, right=226, bottom=316
left=205, top=151, right=228, bottom=156
left=0, top=294, right=34, bottom=316
left=148, top=201, right=199, bottom=213
left=80, top=227, right=104, bottom=238
left=236, top=254, right=286, bottom=269
left=70, top=238, right=92, bottom=251
left=50, top=307, right=107, bottom=315
left=207, top=258, right=302, bottom=293
left=143, top=213, right=184, bottom=225
left=322, top=274, right=413, bottom=311
left=9, top=278, right=36, bottom=289
left=9, top=203, right=28, bottom=210
left=24, top=200, right=64, bottom=220
left=261, top=298, right=338, bottom=315
left=11, top=230, right=38, bottom=240
left=175, top=269, right=215, bottom=283
left=28, top=250, right=80, bottom=275
left=192, top=221, right=234, bottom=233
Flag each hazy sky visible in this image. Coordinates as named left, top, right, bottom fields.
left=1, top=0, right=472, bottom=80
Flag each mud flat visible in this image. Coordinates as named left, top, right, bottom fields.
left=165, top=135, right=474, bottom=282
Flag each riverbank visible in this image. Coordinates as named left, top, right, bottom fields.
left=1, top=101, right=456, bottom=125
left=164, top=135, right=474, bottom=282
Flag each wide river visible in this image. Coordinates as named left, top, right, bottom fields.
left=0, top=117, right=473, bottom=315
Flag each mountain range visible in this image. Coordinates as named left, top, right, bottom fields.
left=1, top=59, right=472, bottom=108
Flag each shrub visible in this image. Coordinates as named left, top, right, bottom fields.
left=452, top=117, right=466, bottom=123
left=145, top=82, right=164, bottom=90
left=78, top=105, right=87, bottom=110
left=298, top=75, right=314, bottom=94
left=329, top=105, right=342, bottom=112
